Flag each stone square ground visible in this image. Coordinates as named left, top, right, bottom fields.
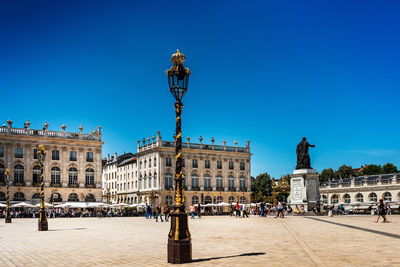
left=1, top=215, right=400, bottom=266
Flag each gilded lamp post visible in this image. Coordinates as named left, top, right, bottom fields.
left=5, top=168, right=11, bottom=223
left=37, top=144, right=48, bottom=231
left=166, top=50, right=192, bottom=264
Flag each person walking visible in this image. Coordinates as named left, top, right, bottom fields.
left=242, top=202, right=249, bottom=218
left=235, top=202, right=240, bottom=218
left=155, top=204, right=163, bottom=222
left=376, top=198, right=389, bottom=223
left=197, top=203, right=201, bottom=218
left=164, top=204, right=170, bottom=222
left=146, top=204, right=152, bottom=219
left=190, top=205, right=196, bottom=219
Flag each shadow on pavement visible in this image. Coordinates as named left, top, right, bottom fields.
left=192, top=252, right=265, bottom=262
left=48, top=227, right=87, bottom=231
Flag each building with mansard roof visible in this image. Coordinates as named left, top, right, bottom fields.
left=0, top=119, right=103, bottom=205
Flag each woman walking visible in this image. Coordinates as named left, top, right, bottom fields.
left=376, top=198, right=389, bottom=223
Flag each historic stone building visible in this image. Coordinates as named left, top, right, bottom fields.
left=0, top=120, right=103, bottom=204
left=102, top=132, right=252, bottom=209
left=320, top=173, right=400, bottom=207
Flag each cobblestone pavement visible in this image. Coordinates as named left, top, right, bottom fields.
left=1, top=215, right=400, bottom=267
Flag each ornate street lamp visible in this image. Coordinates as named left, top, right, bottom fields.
left=37, top=144, right=48, bottom=231
left=166, top=49, right=192, bottom=264
left=5, top=168, right=11, bottom=223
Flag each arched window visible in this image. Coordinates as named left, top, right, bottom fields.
left=240, top=196, right=246, bottom=203
left=134, top=196, right=137, bottom=204
left=139, top=178, right=142, bottom=189
left=14, top=165, right=24, bottom=183
left=144, top=175, right=147, bottom=189
left=51, top=167, right=61, bottom=184
left=0, top=192, right=6, bottom=201
left=32, top=193, right=40, bottom=199
left=148, top=174, right=152, bottom=188
left=228, top=196, right=234, bottom=203
left=216, top=175, right=223, bottom=189
left=85, top=194, right=96, bottom=202
left=240, top=175, right=246, bottom=189
left=331, top=195, right=339, bottom=204
left=191, top=174, right=199, bottom=188
left=369, top=192, right=377, bottom=202
left=228, top=175, right=234, bottom=189
left=165, top=172, right=173, bottom=189
left=343, top=194, right=350, bottom=204
left=68, top=193, right=79, bottom=202
left=69, top=168, right=78, bottom=185
left=165, top=195, right=173, bottom=206
left=322, top=195, right=328, bottom=204
left=217, top=196, right=223, bottom=204
left=204, top=196, right=212, bottom=204
left=204, top=174, right=211, bottom=188
left=33, top=166, right=41, bottom=184
left=85, top=168, right=94, bottom=185
left=355, top=193, right=364, bottom=203
left=13, top=192, right=25, bottom=201
left=383, top=192, right=392, bottom=201
left=154, top=172, right=157, bottom=188
left=0, top=164, right=5, bottom=183
left=192, top=196, right=199, bottom=205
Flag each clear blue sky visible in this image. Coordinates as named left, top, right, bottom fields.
left=1, top=1, right=399, bottom=178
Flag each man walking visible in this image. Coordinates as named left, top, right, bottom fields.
left=164, top=204, right=170, bottom=222
left=155, top=204, right=163, bottom=222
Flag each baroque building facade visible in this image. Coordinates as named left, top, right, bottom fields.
left=0, top=120, right=103, bottom=204
left=320, top=173, right=400, bottom=207
left=102, top=132, right=252, bottom=209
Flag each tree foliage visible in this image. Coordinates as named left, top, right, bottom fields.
left=362, top=164, right=382, bottom=175
left=382, top=163, right=398, bottom=174
left=336, top=164, right=355, bottom=179
left=320, top=168, right=336, bottom=183
left=251, top=173, right=273, bottom=202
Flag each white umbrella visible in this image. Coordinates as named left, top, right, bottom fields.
left=250, top=203, right=257, bottom=207
left=116, top=203, right=129, bottom=207
left=86, top=202, right=105, bottom=208
left=34, top=203, right=54, bottom=208
left=137, top=203, right=147, bottom=206
left=11, top=202, right=35, bottom=208
left=204, top=203, right=215, bottom=207
left=216, top=202, right=230, bottom=207
left=64, top=202, right=88, bottom=208
left=0, top=203, right=7, bottom=207
left=54, top=203, right=69, bottom=208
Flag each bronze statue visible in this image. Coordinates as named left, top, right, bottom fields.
left=296, top=137, right=315, bottom=169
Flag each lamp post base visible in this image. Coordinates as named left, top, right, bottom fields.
left=167, top=212, right=192, bottom=264
left=38, top=221, right=48, bottom=231
left=5, top=217, right=12, bottom=223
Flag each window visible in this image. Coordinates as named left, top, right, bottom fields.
left=205, top=160, right=210, bottom=169
left=166, top=157, right=172, bottom=166
left=51, top=167, right=61, bottom=184
left=331, top=195, right=339, bottom=204
left=322, top=195, right=328, bottom=204
left=68, top=193, right=79, bottom=202
left=154, top=157, right=157, bottom=167
left=33, top=149, right=38, bottom=159
left=13, top=192, right=25, bottom=201
left=0, top=146, right=3, bottom=157
left=154, top=173, right=157, bottom=188
left=14, top=165, right=24, bottom=183
left=182, top=159, right=185, bottom=167
left=69, top=168, right=78, bottom=184
left=217, top=160, right=222, bottom=169
left=165, top=195, right=173, bottom=206
left=192, top=196, right=199, bottom=205
left=192, top=159, right=198, bottom=168
left=69, top=151, right=77, bottom=161
left=240, top=162, right=245, bottom=170
left=229, top=161, right=234, bottom=170
left=149, top=159, right=151, bottom=167
left=216, top=175, right=223, bottom=188
left=33, top=166, right=41, bottom=184
left=0, top=192, right=5, bottom=201
left=228, top=175, right=234, bottom=189
left=85, top=194, right=96, bottom=202
left=15, top=147, right=23, bottom=158
left=85, top=168, right=95, bottom=185
left=228, top=196, right=235, bottom=203
left=343, top=194, right=350, bottom=204
left=356, top=193, right=363, bottom=203
left=148, top=175, right=152, bottom=188
left=369, top=192, right=377, bottom=202
left=204, top=174, right=211, bottom=188
left=139, top=179, right=142, bottom=189
left=383, top=192, right=392, bottom=201
left=0, top=164, right=4, bottom=183
left=240, top=175, right=246, bottom=189
left=192, top=174, right=199, bottom=188
left=144, top=176, right=147, bottom=189
left=204, top=196, right=212, bottom=204
left=86, top=152, right=94, bottom=162
left=240, top=196, right=246, bottom=204
left=165, top=172, right=173, bottom=189
left=52, top=150, right=60, bottom=160
left=217, top=196, right=223, bottom=204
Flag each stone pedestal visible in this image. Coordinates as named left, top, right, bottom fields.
left=5, top=217, right=12, bottom=223
left=167, top=211, right=192, bottom=264
left=288, top=169, right=320, bottom=212
left=38, top=221, right=48, bottom=231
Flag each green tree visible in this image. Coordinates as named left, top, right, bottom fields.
left=362, top=164, right=382, bottom=175
left=336, top=164, right=355, bottom=179
left=319, top=168, right=336, bottom=183
left=251, top=173, right=273, bottom=202
left=382, top=163, right=398, bottom=174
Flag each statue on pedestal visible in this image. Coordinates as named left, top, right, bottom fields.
left=296, top=137, right=315, bottom=170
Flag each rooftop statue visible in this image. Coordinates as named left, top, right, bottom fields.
left=296, top=137, right=315, bottom=170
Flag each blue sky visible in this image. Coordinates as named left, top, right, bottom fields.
left=1, top=1, right=399, bottom=178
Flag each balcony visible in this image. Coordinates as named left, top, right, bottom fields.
left=68, top=183, right=79, bottom=188
left=32, top=182, right=41, bottom=187
left=216, top=187, right=224, bottom=191
left=240, top=187, right=247, bottom=192
left=228, top=187, right=236, bottom=192
left=85, top=184, right=96, bottom=188
left=191, top=186, right=200, bottom=191
left=165, top=186, right=173, bottom=190
left=13, top=181, right=26, bottom=187
left=204, top=187, right=212, bottom=191
left=50, top=183, right=62, bottom=188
